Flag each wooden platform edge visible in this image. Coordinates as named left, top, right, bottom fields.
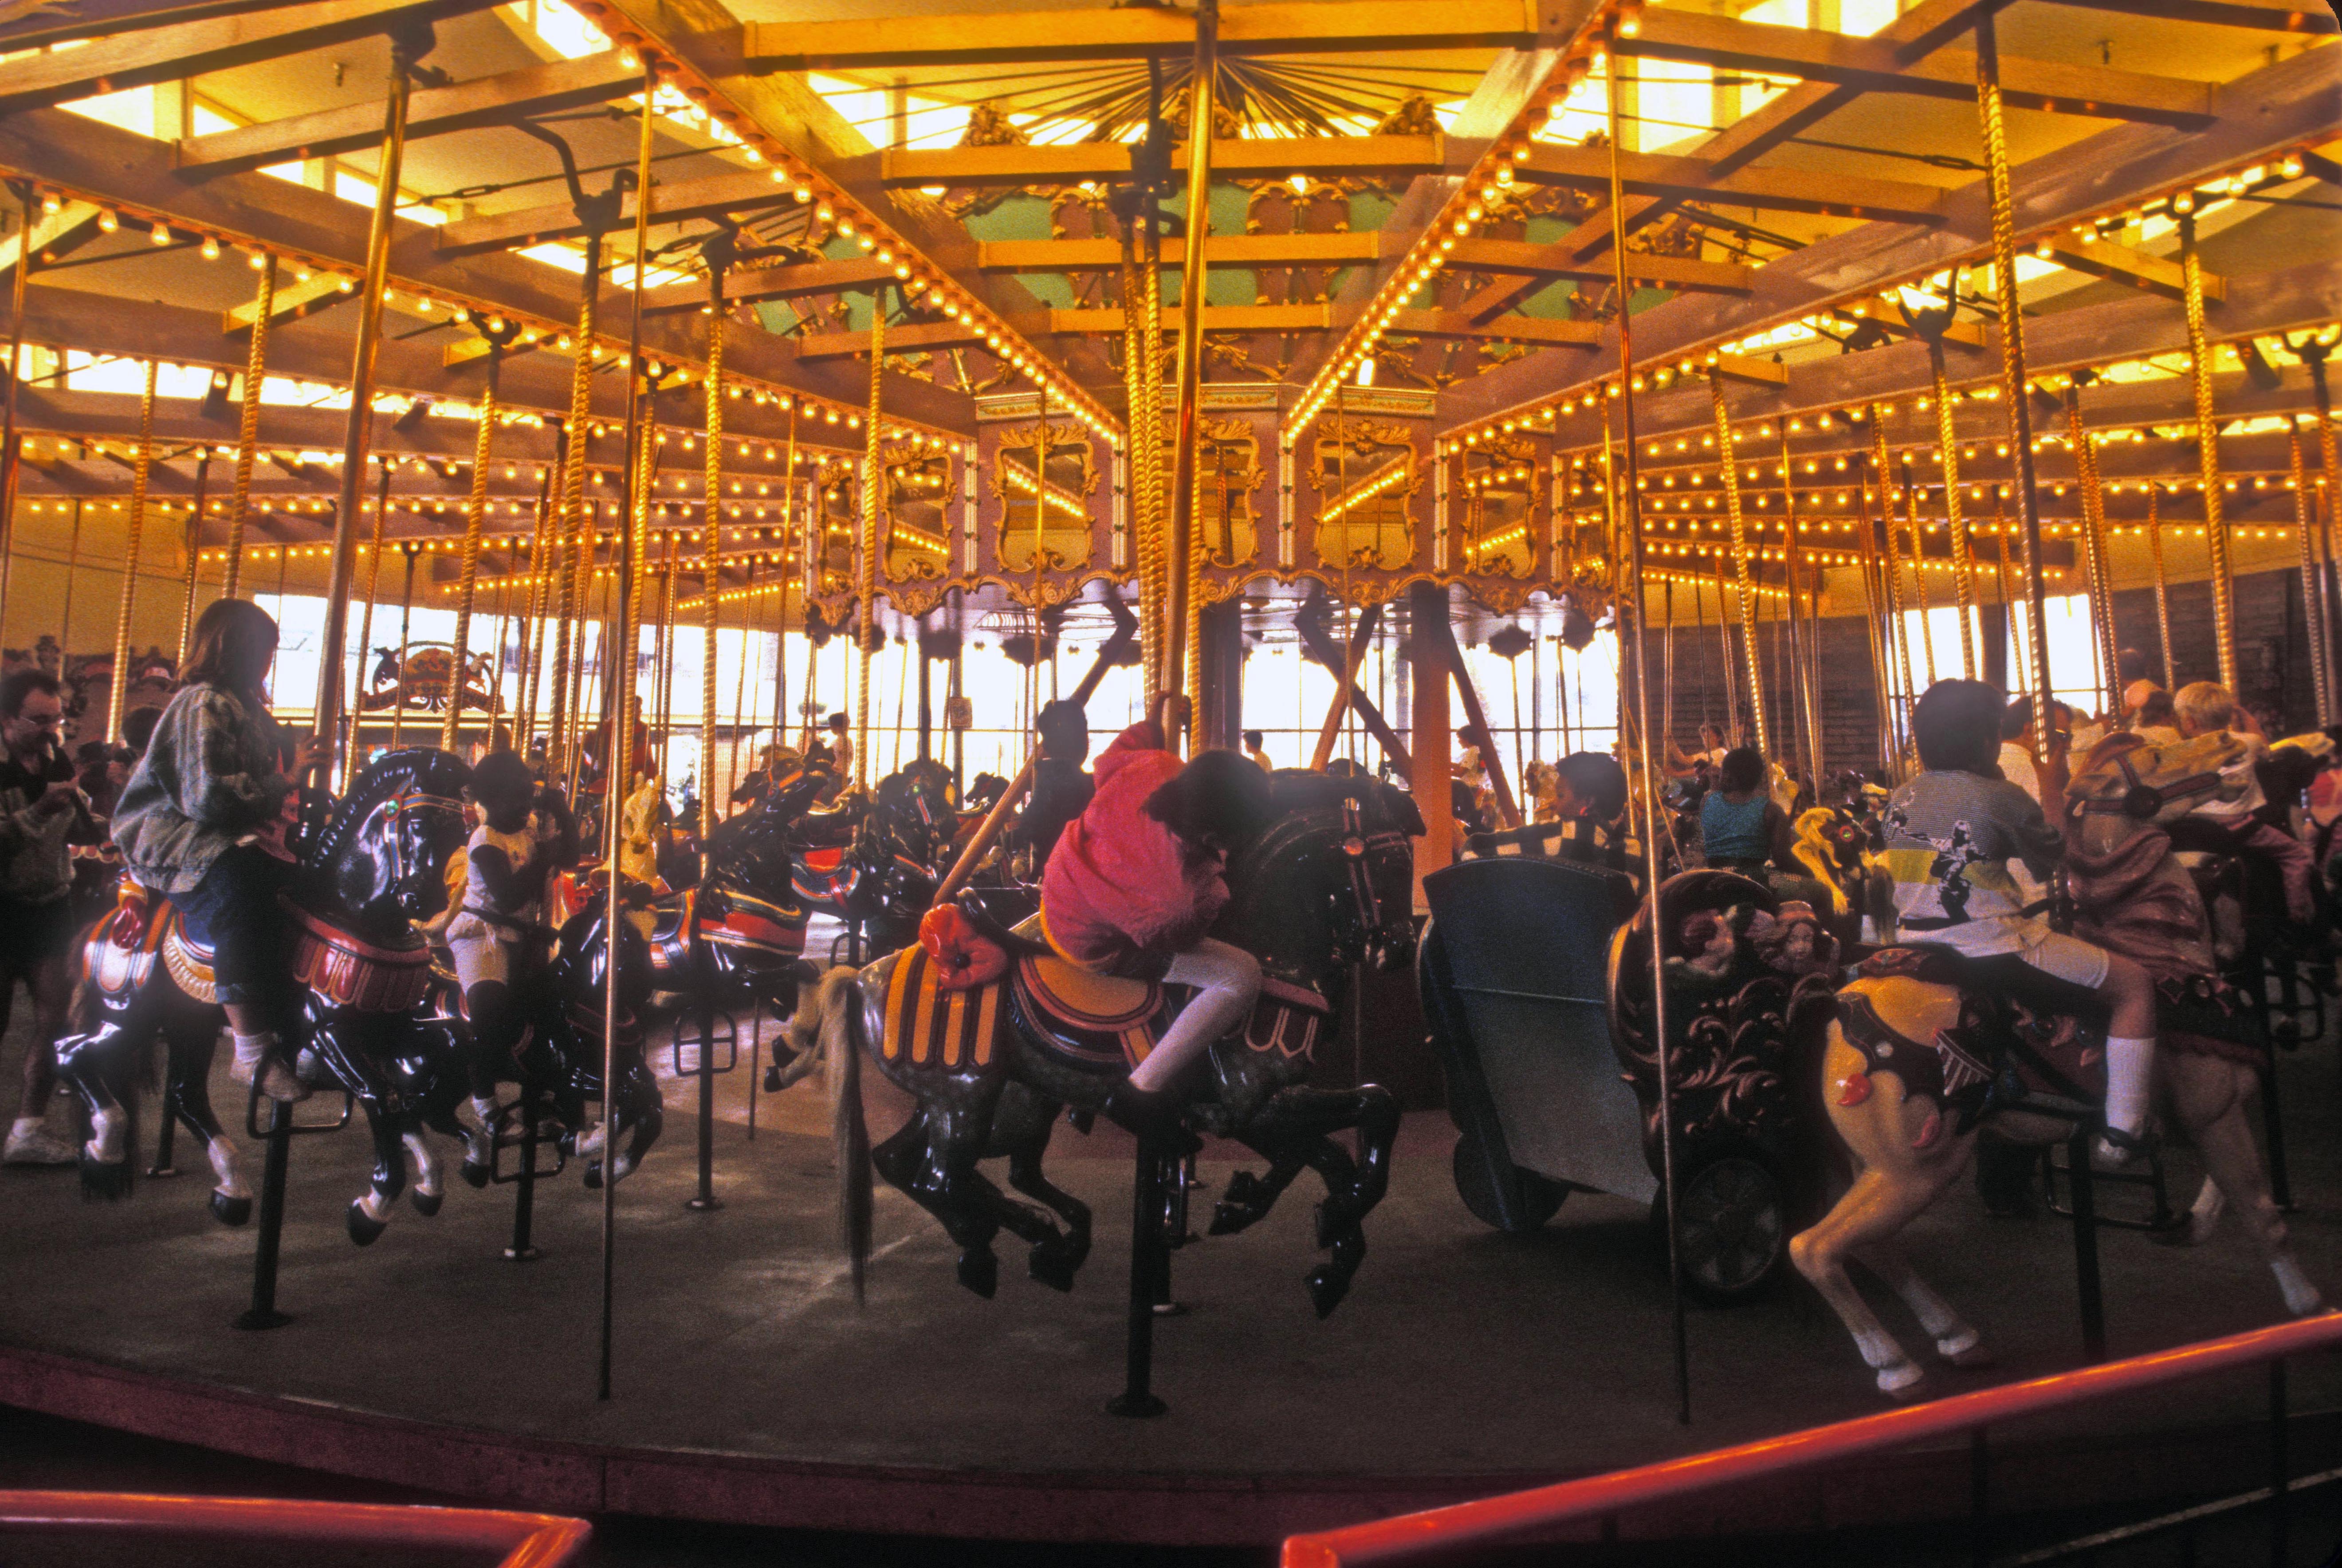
left=0, top=1340, right=2326, bottom=1545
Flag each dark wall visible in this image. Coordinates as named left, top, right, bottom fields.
left=1647, top=565, right=2328, bottom=775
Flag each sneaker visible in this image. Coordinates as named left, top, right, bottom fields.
left=257, top=1062, right=311, bottom=1104
left=4, top=1122, right=78, bottom=1165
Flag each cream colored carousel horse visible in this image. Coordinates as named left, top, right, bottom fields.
left=1791, top=731, right=2326, bottom=1399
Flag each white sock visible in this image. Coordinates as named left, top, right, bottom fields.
left=230, top=1031, right=278, bottom=1081
left=2104, top=1035, right=2155, bottom=1140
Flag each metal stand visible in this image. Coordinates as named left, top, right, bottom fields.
left=674, top=971, right=737, bottom=1213
left=147, top=1076, right=180, bottom=1178
left=1154, top=1153, right=1197, bottom=1317
left=233, top=1081, right=354, bottom=1331
left=2066, top=1127, right=2106, bottom=1364
left=1107, top=1134, right=1170, bottom=1418
left=495, top=1095, right=564, bottom=1261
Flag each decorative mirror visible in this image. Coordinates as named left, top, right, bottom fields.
left=1458, top=434, right=1538, bottom=580
left=1311, top=417, right=1419, bottom=571
left=814, top=457, right=859, bottom=596
left=992, top=420, right=1096, bottom=574
left=882, top=443, right=954, bottom=585
left=1197, top=417, right=1263, bottom=568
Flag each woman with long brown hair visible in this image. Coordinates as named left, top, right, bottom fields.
left=112, top=598, right=327, bottom=1102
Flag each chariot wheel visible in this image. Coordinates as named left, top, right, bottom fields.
left=1658, top=1154, right=1786, bottom=1304
left=1453, top=1133, right=1567, bottom=1233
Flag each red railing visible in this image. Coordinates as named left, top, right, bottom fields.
left=0, top=1492, right=591, bottom=1567
left=1281, top=1312, right=2342, bottom=1567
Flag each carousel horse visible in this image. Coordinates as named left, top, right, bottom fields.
left=1790, top=803, right=1896, bottom=944
left=60, top=751, right=472, bottom=1244
left=794, top=772, right=1424, bottom=1316
left=1790, top=731, right=2325, bottom=1399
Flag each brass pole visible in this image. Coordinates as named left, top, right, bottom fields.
left=547, top=233, right=604, bottom=774
left=389, top=541, right=419, bottom=750
left=2149, top=484, right=2174, bottom=687
left=1162, top=0, right=1218, bottom=727
left=1609, top=50, right=1689, bottom=1429
left=1903, top=454, right=1938, bottom=687
left=314, top=24, right=426, bottom=770
left=104, top=357, right=159, bottom=745
left=0, top=181, right=37, bottom=638
left=2065, top=394, right=2121, bottom=717
left=1121, top=251, right=1161, bottom=698
left=1975, top=8, right=2051, bottom=738
left=56, top=497, right=81, bottom=656
left=2178, top=209, right=2235, bottom=690
left=443, top=357, right=498, bottom=752
left=1778, top=430, right=1820, bottom=783
left=1929, top=343, right=1978, bottom=678
left=1856, top=420, right=1903, bottom=769
left=515, top=428, right=561, bottom=753
left=221, top=255, right=275, bottom=600
left=858, top=302, right=882, bottom=790
left=1708, top=372, right=1768, bottom=758
left=601, top=54, right=659, bottom=1408
left=345, top=466, right=389, bottom=784
left=1140, top=208, right=1167, bottom=698
left=2292, top=426, right=2330, bottom=726
left=174, top=452, right=212, bottom=666
left=700, top=283, right=725, bottom=828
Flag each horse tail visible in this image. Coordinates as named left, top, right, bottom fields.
left=818, top=965, right=872, bottom=1305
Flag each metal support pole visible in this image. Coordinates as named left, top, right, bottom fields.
left=2067, top=1125, right=2106, bottom=1363
left=598, top=55, right=660, bottom=1406
left=0, top=180, right=35, bottom=639
left=1974, top=10, right=2052, bottom=739
left=1614, top=61, right=1689, bottom=1427
left=221, top=255, right=275, bottom=601
left=2149, top=486, right=2175, bottom=687
left=1931, top=342, right=1980, bottom=678
left=174, top=453, right=212, bottom=667
left=234, top=1101, right=293, bottom=1331
left=505, top=1096, right=541, bottom=1262
left=2178, top=210, right=2236, bottom=692
left=314, top=23, right=428, bottom=772
left=104, top=357, right=158, bottom=745
left=2067, top=393, right=2123, bottom=717
left=1107, top=1131, right=1170, bottom=1418
left=2289, top=426, right=2330, bottom=726
left=444, top=355, right=499, bottom=752
left=389, top=542, right=419, bottom=751
left=1709, top=372, right=1768, bottom=759
left=1162, top=1, right=1217, bottom=722
left=858, top=304, right=882, bottom=790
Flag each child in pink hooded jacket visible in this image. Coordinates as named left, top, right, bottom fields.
left=1040, top=696, right=1275, bottom=1137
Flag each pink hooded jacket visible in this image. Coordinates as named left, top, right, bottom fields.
left=1038, top=721, right=1228, bottom=972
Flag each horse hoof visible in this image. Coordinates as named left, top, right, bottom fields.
left=346, top=1201, right=387, bottom=1247
left=1304, top=1265, right=1350, bottom=1321
left=956, top=1248, right=999, bottom=1299
left=582, top=1161, right=603, bottom=1190
left=211, top=1191, right=252, bottom=1227
left=78, top=1155, right=133, bottom=1203
left=409, top=1188, right=444, bottom=1218
left=762, top=1065, right=784, bottom=1094
left=1876, top=1362, right=1929, bottom=1401
left=1936, top=1331, right=1994, bottom=1369
left=1207, top=1201, right=1253, bottom=1237
left=461, top=1160, right=491, bottom=1190
left=1028, top=1242, right=1078, bottom=1294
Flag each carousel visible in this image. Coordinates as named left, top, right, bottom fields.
left=0, top=0, right=2338, bottom=1559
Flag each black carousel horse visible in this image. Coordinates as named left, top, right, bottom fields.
left=59, top=751, right=472, bottom=1243
left=797, top=772, right=1423, bottom=1317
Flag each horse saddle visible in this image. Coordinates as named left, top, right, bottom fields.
left=82, top=876, right=165, bottom=1001
left=1840, top=945, right=2109, bottom=1133
left=288, top=902, right=433, bottom=1013
left=795, top=800, right=863, bottom=851
left=1010, top=944, right=1170, bottom=1074
left=694, top=884, right=807, bottom=961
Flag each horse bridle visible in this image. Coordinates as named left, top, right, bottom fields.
left=385, top=790, right=464, bottom=890
left=1333, top=800, right=1407, bottom=941
left=2071, top=749, right=2227, bottom=821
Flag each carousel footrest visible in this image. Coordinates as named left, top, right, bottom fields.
left=2041, top=1140, right=2183, bottom=1234
left=490, top=1099, right=567, bottom=1184
left=244, top=1083, right=355, bottom=1141
left=671, top=1013, right=740, bottom=1077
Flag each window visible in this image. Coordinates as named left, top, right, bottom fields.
left=2008, top=594, right=2109, bottom=717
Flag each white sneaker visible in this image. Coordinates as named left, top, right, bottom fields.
left=5, top=1120, right=77, bottom=1165
left=257, top=1062, right=311, bottom=1104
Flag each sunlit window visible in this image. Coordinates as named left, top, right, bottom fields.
left=2008, top=594, right=2109, bottom=717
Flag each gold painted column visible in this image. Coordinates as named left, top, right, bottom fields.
left=1163, top=0, right=1217, bottom=727
left=1708, top=372, right=1768, bottom=759
left=442, top=359, right=498, bottom=753
left=2179, top=208, right=2236, bottom=691
left=104, top=357, right=158, bottom=744
left=222, top=255, right=275, bottom=600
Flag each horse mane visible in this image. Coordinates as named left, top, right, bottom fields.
left=304, top=748, right=472, bottom=873
left=1267, top=770, right=1424, bottom=837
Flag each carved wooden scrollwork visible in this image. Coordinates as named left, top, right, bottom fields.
left=881, top=440, right=955, bottom=588
left=1198, top=416, right=1264, bottom=569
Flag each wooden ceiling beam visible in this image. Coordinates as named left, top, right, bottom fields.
left=0, top=0, right=505, bottom=118
left=1439, top=43, right=2342, bottom=436
left=876, top=135, right=1443, bottom=190
left=0, top=202, right=109, bottom=278
left=434, top=166, right=790, bottom=257
left=1512, top=142, right=1951, bottom=223
left=0, top=107, right=972, bottom=431
left=223, top=267, right=356, bottom=333
left=2043, top=234, right=2220, bottom=303
left=1447, top=235, right=1753, bottom=294
left=2021, top=0, right=2335, bottom=33
left=1620, top=9, right=2216, bottom=129
left=178, top=49, right=640, bottom=177
left=1492, top=254, right=2342, bottom=450
left=742, top=0, right=1552, bottom=70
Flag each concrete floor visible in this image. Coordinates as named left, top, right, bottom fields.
left=4, top=921, right=2342, bottom=1545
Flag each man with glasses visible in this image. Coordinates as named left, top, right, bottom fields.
left=0, top=670, right=86, bottom=1165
